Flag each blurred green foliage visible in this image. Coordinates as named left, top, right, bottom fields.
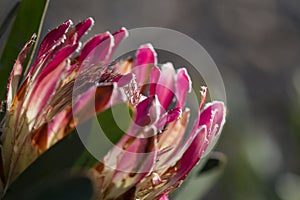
left=0, top=0, right=48, bottom=100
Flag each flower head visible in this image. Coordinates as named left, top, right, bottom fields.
left=0, top=18, right=226, bottom=199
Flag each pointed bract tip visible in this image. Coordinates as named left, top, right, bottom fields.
left=161, top=62, right=175, bottom=70
left=202, top=100, right=226, bottom=134
left=177, top=68, right=192, bottom=93
left=83, top=17, right=95, bottom=32
left=120, top=27, right=129, bottom=38
left=86, top=17, right=95, bottom=25
left=64, top=19, right=73, bottom=27
left=199, top=86, right=207, bottom=109
left=139, top=43, right=156, bottom=54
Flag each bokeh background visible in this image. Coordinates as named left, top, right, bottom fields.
left=1, top=0, right=300, bottom=199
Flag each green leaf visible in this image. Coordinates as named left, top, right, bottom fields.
left=97, top=102, right=132, bottom=144
left=170, top=152, right=226, bottom=200
left=198, top=154, right=224, bottom=175
left=4, top=171, right=94, bottom=200
left=0, top=0, right=49, bottom=100
left=6, top=131, right=97, bottom=195
left=5, top=103, right=131, bottom=195
left=0, top=2, right=21, bottom=40
left=74, top=103, right=132, bottom=165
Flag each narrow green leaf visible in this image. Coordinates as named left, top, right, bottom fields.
left=6, top=131, right=97, bottom=194
left=73, top=103, right=132, bottom=168
left=4, top=172, right=94, bottom=200
left=97, top=103, right=132, bottom=144
left=0, top=2, right=21, bottom=40
left=0, top=0, right=49, bottom=100
left=5, top=103, right=131, bottom=195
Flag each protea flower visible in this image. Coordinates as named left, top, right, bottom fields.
left=0, top=17, right=226, bottom=199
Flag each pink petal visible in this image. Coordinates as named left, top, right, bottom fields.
left=151, top=127, right=207, bottom=199
left=73, top=84, right=116, bottom=123
left=149, top=66, right=160, bottom=96
left=174, top=126, right=207, bottom=180
left=155, top=110, right=190, bottom=170
left=32, top=108, right=71, bottom=152
left=113, top=134, right=157, bottom=175
left=7, top=35, right=35, bottom=109
left=78, top=27, right=127, bottom=67
left=72, top=17, right=94, bottom=41
left=29, top=18, right=93, bottom=80
left=155, top=63, right=175, bottom=109
left=135, top=96, right=161, bottom=127
left=27, top=20, right=73, bottom=78
left=133, top=43, right=157, bottom=86
left=107, top=83, right=127, bottom=107
left=25, top=44, right=78, bottom=122
left=78, top=32, right=113, bottom=64
left=63, top=17, right=94, bottom=46
left=135, top=43, right=157, bottom=66
left=157, top=87, right=207, bottom=163
left=160, top=101, right=225, bottom=169
left=155, top=107, right=181, bottom=130
left=198, top=101, right=225, bottom=136
left=102, top=134, right=157, bottom=199
left=112, top=73, right=133, bottom=87
left=198, top=101, right=226, bottom=155
left=37, top=20, right=72, bottom=58
left=159, top=194, right=169, bottom=200
left=176, top=68, right=192, bottom=109
left=111, top=27, right=128, bottom=53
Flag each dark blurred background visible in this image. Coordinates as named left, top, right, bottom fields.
left=1, top=0, right=300, bottom=199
